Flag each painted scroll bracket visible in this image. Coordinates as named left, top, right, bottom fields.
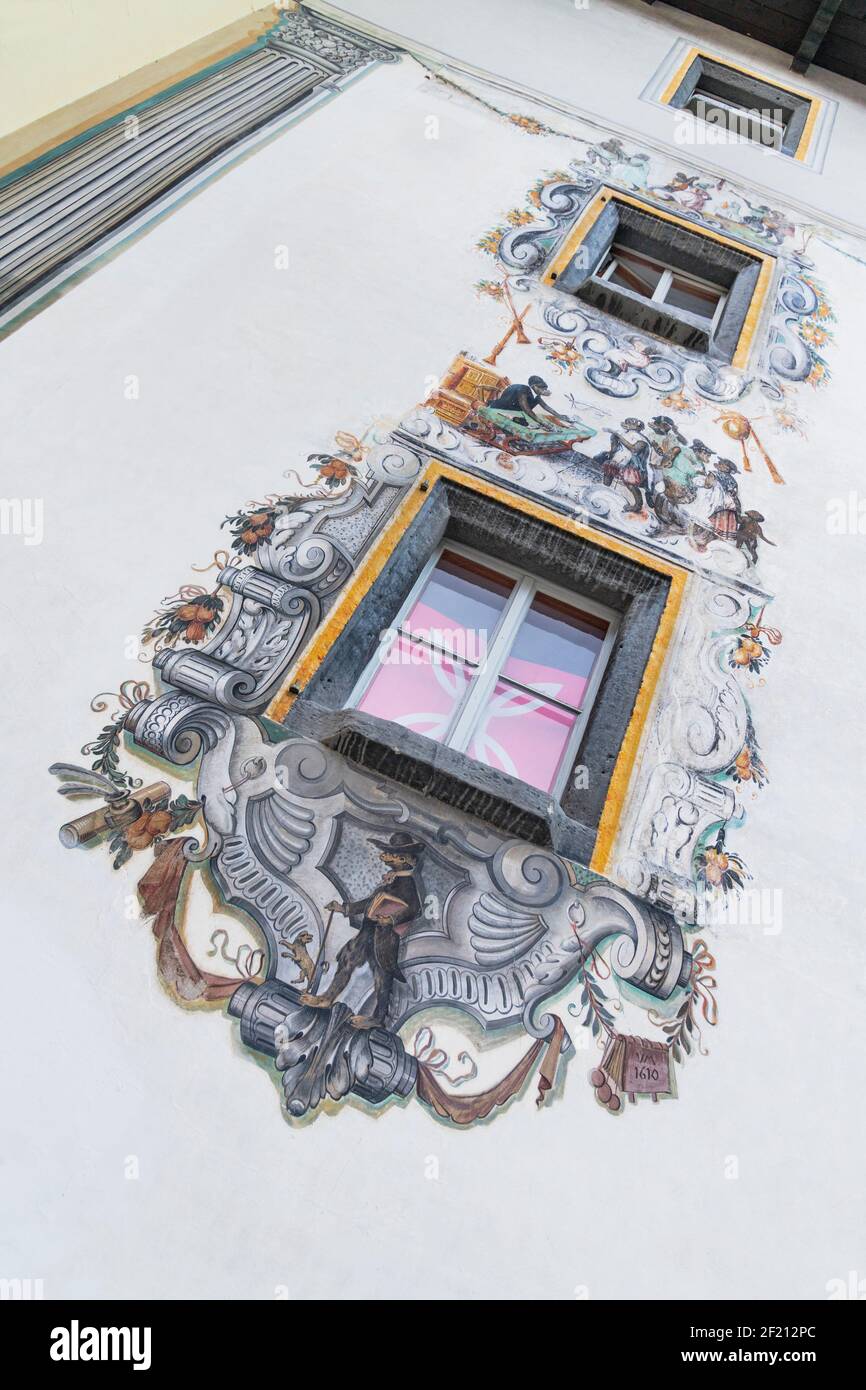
left=147, top=447, right=425, bottom=716
left=120, top=701, right=695, bottom=1116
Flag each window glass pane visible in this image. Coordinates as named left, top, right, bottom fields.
left=357, top=634, right=472, bottom=741
left=468, top=681, right=577, bottom=793
left=502, top=592, right=608, bottom=710
left=605, top=246, right=664, bottom=298
left=664, top=275, right=722, bottom=321
left=691, top=92, right=786, bottom=145
left=403, top=549, right=513, bottom=665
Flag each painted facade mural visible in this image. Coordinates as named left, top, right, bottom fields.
left=412, top=142, right=834, bottom=589
left=51, top=39, right=839, bottom=1129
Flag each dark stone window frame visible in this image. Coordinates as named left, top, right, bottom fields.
left=545, top=193, right=768, bottom=365
left=667, top=54, right=813, bottom=159
left=279, top=474, right=676, bottom=867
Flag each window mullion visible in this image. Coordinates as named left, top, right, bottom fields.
left=448, top=578, right=535, bottom=753
left=656, top=268, right=673, bottom=305
left=440, top=572, right=529, bottom=746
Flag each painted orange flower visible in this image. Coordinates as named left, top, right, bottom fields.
left=125, top=809, right=172, bottom=851
left=772, top=406, right=805, bottom=435
left=323, top=459, right=350, bottom=481
left=731, top=637, right=763, bottom=667
left=702, top=847, right=730, bottom=887
left=505, top=207, right=534, bottom=227
left=477, top=229, right=504, bottom=255
left=476, top=279, right=505, bottom=300
left=734, top=748, right=753, bottom=781
left=240, top=512, right=274, bottom=547
left=508, top=114, right=544, bottom=135
left=174, top=602, right=218, bottom=643
left=659, top=390, right=695, bottom=414
left=307, top=451, right=360, bottom=489
left=800, top=322, right=828, bottom=346
left=547, top=340, right=583, bottom=372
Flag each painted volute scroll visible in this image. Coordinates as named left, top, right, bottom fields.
left=50, top=8, right=844, bottom=1129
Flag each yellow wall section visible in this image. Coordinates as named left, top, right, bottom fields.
left=0, top=2, right=283, bottom=159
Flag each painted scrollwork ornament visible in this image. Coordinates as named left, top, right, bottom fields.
left=47, top=123, right=817, bottom=1128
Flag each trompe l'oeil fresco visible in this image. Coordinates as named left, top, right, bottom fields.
left=50, top=67, right=835, bottom=1129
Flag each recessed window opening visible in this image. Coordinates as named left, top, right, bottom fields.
left=689, top=87, right=788, bottom=149
left=598, top=243, right=728, bottom=331
left=348, top=543, right=618, bottom=798
left=279, top=470, right=681, bottom=859
left=660, top=51, right=818, bottom=159
left=544, top=191, right=770, bottom=365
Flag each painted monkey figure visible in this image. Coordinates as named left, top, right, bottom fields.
left=645, top=415, right=701, bottom=535
left=599, top=418, right=650, bottom=514
left=702, top=458, right=742, bottom=540
left=300, top=832, right=424, bottom=1029
left=487, top=375, right=571, bottom=428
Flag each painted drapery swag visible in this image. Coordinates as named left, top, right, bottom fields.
left=47, top=72, right=831, bottom=1127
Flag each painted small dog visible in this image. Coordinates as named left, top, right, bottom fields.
left=280, top=930, right=327, bottom=988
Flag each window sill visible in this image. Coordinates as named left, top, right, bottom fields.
left=577, top=274, right=715, bottom=356
left=287, top=701, right=599, bottom=863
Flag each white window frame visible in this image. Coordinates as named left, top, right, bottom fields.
left=599, top=243, right=728, bottom=332
left=689, top=88, right=787, bottom=148
left=346, top=541, right=619, bottom=801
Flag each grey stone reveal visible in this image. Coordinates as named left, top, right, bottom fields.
left=549, top=196, right=767, bottom=363
left=281, top=476, right=673, bottom=866
left=668, top=55, right=811, bottom=157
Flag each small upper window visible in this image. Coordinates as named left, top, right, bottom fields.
left=657, top=48, right=822, bottom=160
left=348, top=545, right=616, bottom=797
left=688, top=87, right=789, bottom=151
left=543, top=190, right=773, bottom=367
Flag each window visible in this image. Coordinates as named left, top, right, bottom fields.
left=274, top=466, right=685, bottom=867
left=348, top=545, right=617, bottom=797
left=543, top=189, right=773, bottom=367
left=687, top=86, right=788, bottom=151
left=646, top=44, right=832, bottom=167
left=597, top=244, right=728, bottom=333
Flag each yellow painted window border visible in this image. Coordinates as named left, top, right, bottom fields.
left=541, top=186, right=776, bottom=372
left=266, top=461, right=688, bottom=878
left=658, top=45, right=822, bottom=163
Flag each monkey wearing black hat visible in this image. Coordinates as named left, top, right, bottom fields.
left=300, top=831, right=425, bottom=1028
left=486, top=376, right=571, bottom=427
